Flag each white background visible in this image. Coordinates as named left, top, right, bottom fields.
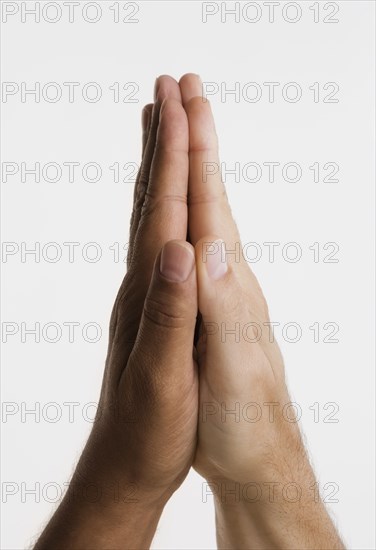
left=1, top=1, right=375, bottom=549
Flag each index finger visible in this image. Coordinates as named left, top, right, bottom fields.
left=179, top=74, right=241, bottom=254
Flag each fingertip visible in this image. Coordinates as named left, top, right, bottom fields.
left=154, top=75, right=182, bottom=103
left=157, top=98, right=189, bottom=148
left=179, top=72, right=200, bottom=83
left=195, top=236, right=228, bottom=281
left=173, top=239, right=195, bottom=256
left=179, top=73, right=203, bottom=105
left=195, top=235, right=222, bottom=254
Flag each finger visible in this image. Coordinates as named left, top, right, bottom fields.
left=142, top=103, right=153, bottom=156
left=128, top=75, right=182, bottom=267
left=179, top=73, right=242, bottom=267
left=122, top=241, right=198, bottom=386
left=115, top=76, right=181, bottom=337
left=109, top=95, right=190, bottom=373
left=128, top=103, right=153, bottom=269
left=111, top=97, right=149, bottom=343
left=130, top=96, right=189, bottom=281
left=131, top=102, right=153, bottom=245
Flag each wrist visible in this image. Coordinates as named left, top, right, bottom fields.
left=34, top=473, right=166, bottom=550
left=73, top=427, right=179, bottom=509
left=207, top=442, right=316, bottom=512
left=34, top=440, right=172, bottom=550
left=209, top=458, right=344, bottom=550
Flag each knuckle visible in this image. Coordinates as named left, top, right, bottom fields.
left=128, top=349, right=172, bottom=409
left=188, top=189, right=227, bottom=206
left=134, top=177, right=148, bottom=209
left=142, top=191, right=187, bottom=216
left=143, top=295, right=186, bottom=330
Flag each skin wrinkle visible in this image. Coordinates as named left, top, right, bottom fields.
left=188, top=188, right=228, bottom=206
left=142, top=190, right=188, bottom=209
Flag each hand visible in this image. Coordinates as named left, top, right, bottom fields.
left=178, top=73, right=288, bottom=482
left=179, top=73, right=344, bottom=549
left=85, top=75, right=198, bottom=501
left=35, top=76, right=199, bottom=549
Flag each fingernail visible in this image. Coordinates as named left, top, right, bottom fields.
left=160, top=242, right=194, bottom=282
left=205, top=239, right=228, bottom=280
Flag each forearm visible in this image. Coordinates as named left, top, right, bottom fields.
left=213, top=459, right=345, bottom=550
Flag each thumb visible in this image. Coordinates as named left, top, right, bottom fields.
left=195, top=236, right=261, bottom=385
left=195, top=235, right=242, bottom=321
left=130, top=240, right=197, bottom=377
